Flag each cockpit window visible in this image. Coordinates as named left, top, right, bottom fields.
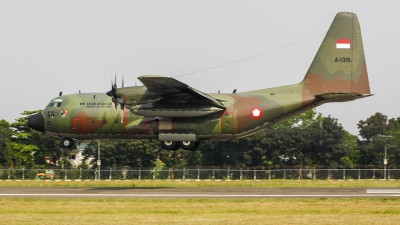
left=48, top=99, right=63, bottom=108
left=43, top=98, right=63, bottom=119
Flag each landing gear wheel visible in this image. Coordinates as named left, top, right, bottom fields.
left=160, top=141, right=180, bottom=150
left=179, top=141, right=200, bottom=151
left=61, top=137, right=74, bottom=148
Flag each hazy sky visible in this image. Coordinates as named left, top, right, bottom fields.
left=1, top=1, right=399, bottom=135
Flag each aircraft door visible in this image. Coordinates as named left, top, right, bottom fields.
left=73, top=119, right=86, bottom=134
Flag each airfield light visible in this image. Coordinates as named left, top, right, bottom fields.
left=97, top=140, right=101, bottom=180
left=378, top=135, right=392, bottom=180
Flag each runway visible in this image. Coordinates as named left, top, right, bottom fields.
left=1, top=187, right=400, bottom=198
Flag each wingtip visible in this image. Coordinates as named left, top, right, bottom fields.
left=139, top=75, right=164, bottom=78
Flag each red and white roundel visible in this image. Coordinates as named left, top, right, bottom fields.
left=60, top=110, right=68, bottom=118
left=251, top=107, right=262, bottom=119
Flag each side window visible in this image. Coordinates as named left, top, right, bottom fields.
left=48, top=111, right=51, bottom=118
left=51, top=111, right=54, bottom=118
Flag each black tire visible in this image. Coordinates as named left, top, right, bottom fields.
left=160, top=141, right=180, bottom=150
left=179, top=141, right=200, bottom=151
left=61, top=137, right=74, bottom=148
left=192, top=141, right=200, bottom=150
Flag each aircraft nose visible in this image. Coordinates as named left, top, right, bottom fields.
left=28, top=113, right=45, bottom=133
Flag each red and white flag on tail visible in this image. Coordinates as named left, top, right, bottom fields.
left=336, top=39, right=350, bottom=49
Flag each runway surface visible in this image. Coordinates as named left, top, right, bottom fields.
left=1, top=187, right=400, bottom=198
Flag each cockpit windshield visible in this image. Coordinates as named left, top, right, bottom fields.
left=42, top=98, right=63, bottom=118
left=47, top=98, right=63, bottom=108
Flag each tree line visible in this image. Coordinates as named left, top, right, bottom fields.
left=1, top=110, right=399, bottom=170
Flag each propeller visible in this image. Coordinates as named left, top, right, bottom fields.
left=106, top=74, right=125, bottom=123
left=106, top=79, right=117, bottom=115
left=106, top=75, right=118, bottom=100
left=120, top=77, right=125, bottom=123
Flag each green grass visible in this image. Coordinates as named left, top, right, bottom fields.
left=1, top=198, right=400, bottom=225
left=1, top=179, right=400, bottom=188
left=1, top=180, right=399, bottom=224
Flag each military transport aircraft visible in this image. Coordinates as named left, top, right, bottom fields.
left=28, top=12, right=371, bottom=150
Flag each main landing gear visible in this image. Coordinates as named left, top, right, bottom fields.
left=160, top=141, right=200, bottom=151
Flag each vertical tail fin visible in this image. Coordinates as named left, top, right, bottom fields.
left=303, top=12, right=371, bottom=99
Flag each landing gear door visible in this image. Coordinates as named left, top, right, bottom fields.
left=158, top=117, right=172, bottom=133
left=158, top=117, right=197, bottom=141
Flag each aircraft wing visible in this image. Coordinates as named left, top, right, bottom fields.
left=138, top=75, right=225, bottom=108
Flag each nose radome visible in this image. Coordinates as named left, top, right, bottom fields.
left=28, top=113, right=45, bottom=133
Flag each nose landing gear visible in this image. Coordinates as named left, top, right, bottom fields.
left=60, top=137, right=74, bottom=149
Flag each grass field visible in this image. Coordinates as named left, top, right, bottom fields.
left=1, top=180, right=399, bottom=224
left=0, top=198, right=399, bottom=225
left=1, top=179, right=400, bottom=188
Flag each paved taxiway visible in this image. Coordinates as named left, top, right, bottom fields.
left=1, top=187, right=400, bottom=198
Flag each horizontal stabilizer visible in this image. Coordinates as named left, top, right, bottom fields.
left=315, top=92, right=373, bottom=102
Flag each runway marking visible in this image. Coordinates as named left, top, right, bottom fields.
left=367, top=189, right=400, bottom=194
left=1, top=194, right=400, bottom=198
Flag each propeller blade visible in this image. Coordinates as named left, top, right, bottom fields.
left=114, top=73, right=117, bottom=89
left=111, top=102, right=115, bottom=116
left=122, top=77, right=124, bottom=88
left=107, top=74, right=121, bottom=117
left=112, top=97, right=118, bottom=108
left=111, top=96, right=119, bottom=116
left=107, top=75, right=118, bottom=97
left=120, top=106, right=124, bottom=123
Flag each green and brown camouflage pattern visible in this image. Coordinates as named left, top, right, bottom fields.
left=38, top=12, right=372, bottom=142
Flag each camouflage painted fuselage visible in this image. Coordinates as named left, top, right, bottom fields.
left=43, top=86, right=308, bottom=141
left=36, top=12, right=372, bottom=142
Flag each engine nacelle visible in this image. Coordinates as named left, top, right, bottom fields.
left=116, top=86, right=162, bottom=105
